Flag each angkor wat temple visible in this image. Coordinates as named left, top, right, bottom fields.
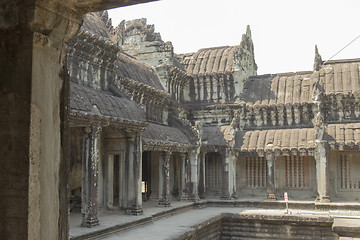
left=1, top=1, right=359, bottom=238
left=68, top=11, right=360, bottom=227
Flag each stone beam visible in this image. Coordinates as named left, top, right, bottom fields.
left=73, top=0, right=159, bottom=13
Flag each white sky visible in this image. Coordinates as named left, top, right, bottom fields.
left=108, top=0, right=360, bottom=75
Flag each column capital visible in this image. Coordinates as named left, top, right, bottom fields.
left=162, top=151, right=171, bottom=159
left=82, top=125, right=102, bottom=137
left=125, top=130, right=141, bottom=141
left=265, top=150, right=275, bottom=160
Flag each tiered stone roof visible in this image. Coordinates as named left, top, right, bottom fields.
left=235, top=128, right=316, bottom=156
left=142, top=123, right=192, bottom=152
left=117, top=53, right=164, bottom=90
left=325, top=123, right=360, bottom=149
left=320, top=59, right=360, bottom=95
left=68, top=10, right=360, bottom=156
left=81, top=11, right=115, bottom=41
left=177, top=46, right=238, bottom=76
left=241, top=72, right=314, bottom=106
left=70, top=83, right=146, bottom=128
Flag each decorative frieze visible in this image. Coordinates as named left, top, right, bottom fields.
left=238, top=103, right=315, bottom=130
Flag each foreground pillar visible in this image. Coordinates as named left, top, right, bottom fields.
left=81, top=126, right=101, bottom=227
left=126, top=132, right=143, bottom=215
left=315, top=142, right=330, bottom=203
left=266, top=151, right=276, bottom=200
left=0, top=2, right=82, bottom=238
left=158, top=151, right=171, bottom=207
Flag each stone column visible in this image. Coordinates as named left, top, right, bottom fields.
left=198, top=152, right=206, bottom=198
left=158, top=151, right=171, bottom=207
left=126, top=133, right=143, bottom=215
left=221, top=152, right=231, bottom=199
left=179, top=153, right=188, bottom=200
left=81, top=126, right=101, bottom=227
left=106, top=155, right=114, bottom=209
left=229, top=153, right=237, bottom=198
left=0, top=2, right=82, bottom=238
left=315, top=142, right=330, bottom=203
left=266, top=151, right=276, bottom=200
left=188, top=150, right=200, bottom=201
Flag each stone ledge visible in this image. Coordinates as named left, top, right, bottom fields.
left=332, top=217, right=360, bottom=238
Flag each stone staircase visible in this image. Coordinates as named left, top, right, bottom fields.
left=178, top=213, right=338, bottom=240
left=221, top=215, right=337, bottom=239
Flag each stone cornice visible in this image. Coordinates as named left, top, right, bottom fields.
left=67, top=30, right=119, bottom=69
left=235, top=148, right=315, bottom=157
left=118, top=77, right=169, bottom=104
left=142, top=142, right=192, bottom=153
left=70, top=111, right=147, bottom=131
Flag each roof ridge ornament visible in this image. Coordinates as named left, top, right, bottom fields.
left=313, top=45, right=323, bottom=71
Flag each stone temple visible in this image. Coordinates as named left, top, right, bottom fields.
left=1, top=1, right=360, bottom=239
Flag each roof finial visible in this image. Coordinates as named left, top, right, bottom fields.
left=246, top=25, right=251, bottom=37
left=313, top=44, right=323, bottom=71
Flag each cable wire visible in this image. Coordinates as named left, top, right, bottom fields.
left=323, top=34, right=360, bottom=65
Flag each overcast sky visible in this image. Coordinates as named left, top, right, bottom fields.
left=108, top=0, right=360, bottom=75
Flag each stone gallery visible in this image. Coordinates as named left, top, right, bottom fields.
left=67, top=11, right=360, bottom=227
left=1, top=0, right=359, bottom=239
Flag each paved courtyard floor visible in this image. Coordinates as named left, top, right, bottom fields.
left=70, top=199, right=360, bottom=240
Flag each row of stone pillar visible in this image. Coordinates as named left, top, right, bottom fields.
left=80, top=128, right=330, bottom=228
left=79, top=127, right=203, bottom=227
left=158, top=151, right=200, bottom=206
left=197, top=148, right=329, bottom=202
left=266, top=146, right=330, bottom=202
left=80, top=126, right=144, bottom=227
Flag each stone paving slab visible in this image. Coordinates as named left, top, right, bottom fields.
left=101, top=207, right=360, bottom=240
left=70, top=200, right=194, bottom=239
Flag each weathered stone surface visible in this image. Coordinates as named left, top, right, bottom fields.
left=0, top=1, right=155, bottom=239
left=4, top=1, right=360, bottom=239
left=332, top=218, right=360, bottom=238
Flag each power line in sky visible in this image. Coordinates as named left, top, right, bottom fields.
left=323, top=34, right=360, bottom=65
